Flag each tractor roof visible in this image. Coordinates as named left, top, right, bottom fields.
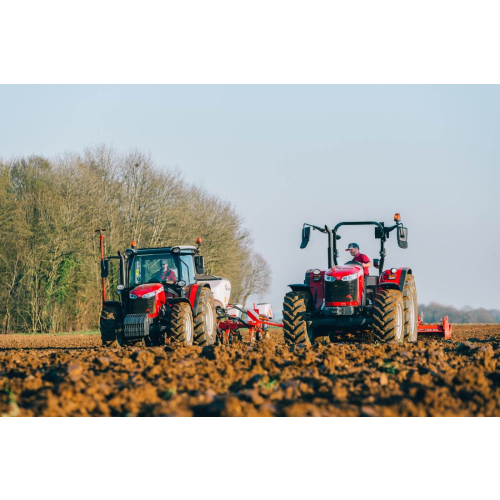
left=129, top=246, right=198, bottom=255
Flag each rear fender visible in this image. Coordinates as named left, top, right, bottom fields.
left=379, top=267, right=412, bottom=292
left=187, top=283, right=211, bottom=311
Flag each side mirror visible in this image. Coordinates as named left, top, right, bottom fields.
left=397, top=227, right=408, bottom=249
left=300, top=226, right=311, bottom=249
left=194, top=255, right=205, bottom=275
left=101, top=259, right=110, bottom=278
left=373, top=259, right=380, bottom=269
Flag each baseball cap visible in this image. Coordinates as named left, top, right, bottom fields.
left=345, top=243, right=359, bottom=251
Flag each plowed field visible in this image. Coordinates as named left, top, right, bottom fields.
left=1, top=325, right=499, bottom=416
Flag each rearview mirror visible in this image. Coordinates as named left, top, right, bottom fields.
left=397, top=227, right=408, bottom=249
left=373, top=259, right=380, bottom=269
left=300, top=226, right=311, bottom=249
left=101, top=259, right=110, bottom=278
left=194, top=255, right=205, bottom=275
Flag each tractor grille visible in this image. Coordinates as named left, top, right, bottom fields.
left=128, top=296, right=155, bottom=315
left=325, top=279, right=358, bottom=304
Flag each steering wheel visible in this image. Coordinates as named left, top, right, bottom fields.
left=344, top=260, right=363, bottom=266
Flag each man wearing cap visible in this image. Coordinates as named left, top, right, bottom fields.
left=346, top=243, right=371, bottom=276
left=152, top=260, right=177, bottom=282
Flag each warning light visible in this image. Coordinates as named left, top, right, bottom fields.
left=196, top=237, right=202, bottom=244
left=131, top=240, right=136, bottom=248
left=394, top=213, right=401, bottom=222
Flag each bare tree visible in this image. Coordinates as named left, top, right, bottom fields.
left=0, top=146, right=272, bottom=333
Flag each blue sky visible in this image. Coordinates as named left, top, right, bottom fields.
left=1, top=85, right=498, bottom=310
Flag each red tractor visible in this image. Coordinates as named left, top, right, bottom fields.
left=283, top=214, right=418, bottom=344
left=97, top=232, right=227, bottom=347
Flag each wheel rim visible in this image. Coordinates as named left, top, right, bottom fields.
left=185, top=315, right=193, bottom=344
left=395, top=301, right=403, bottom=342
left=206, top=304, right=214, bottom=338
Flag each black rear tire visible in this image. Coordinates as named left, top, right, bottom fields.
left=99, top=302, right=123, bottom=347
left=282, top=291, right=314, bottom=345
left=168, top=302, right=194, bottom=345
left=193, top=287, right=217, bottom=346
left=372, top=289, right=405, bottom=343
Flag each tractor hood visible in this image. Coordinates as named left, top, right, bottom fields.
left=129, top=283, right=164, bottom=298
left=325, top=264, right=363, bottom=279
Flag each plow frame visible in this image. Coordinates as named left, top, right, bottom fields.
left=417, top=313, right=452, bottom=340
left=217, top=304, right=284, bottom=344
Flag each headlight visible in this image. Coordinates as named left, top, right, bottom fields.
left=391, top=268, right=397, bottom=273
left=171, top=247, right=180, bottom=254
left=312, top=269, right=321, bottom=275
left=325, top=275, right=336, bottom=282
left=129, top=293, right=137, bottom=299
left=177, top=280, right=186, bottom=287
left=142, top=291, right=156, bottom=299
left=342, top=274, right=357, bottom=282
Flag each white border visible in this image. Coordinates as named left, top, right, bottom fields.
left=1, top=418, right=497, bottom=499
left=1, top=1, right=499, bottom=83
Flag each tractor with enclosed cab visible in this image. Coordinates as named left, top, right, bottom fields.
left=283, top=214, right=420, bottom=344
left=97, top=231, right=230, bottom=347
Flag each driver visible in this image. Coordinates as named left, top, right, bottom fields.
left=152, top=260, right=177, bottom=282
left=346, top=243, right=371, bottom=276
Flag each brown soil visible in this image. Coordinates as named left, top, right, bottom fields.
left=1, top=325, right=499, bottom=416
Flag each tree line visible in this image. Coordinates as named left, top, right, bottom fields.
left=419, top=303, right=500, bottom=324
left=0, top=146, right=270, bottom=333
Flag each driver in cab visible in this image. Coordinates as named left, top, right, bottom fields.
left=346, top=243, right=371, bottom=276
left=152, top=260, right=177, bottom=282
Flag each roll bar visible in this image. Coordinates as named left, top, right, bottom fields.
left=300, top=217, right=407, bottom=276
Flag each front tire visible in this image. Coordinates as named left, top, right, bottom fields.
left=372, top=289, right=405, bottom=343
left=99, top=302, right=123, bottom=347
left=169, top=302, right=194, bottom=345
left=282, top=291, right=314, bottom=345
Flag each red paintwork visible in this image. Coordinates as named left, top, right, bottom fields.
left=307, top=270, right=326, bottom=309
left=418, top=314, right=452, bottom=340
left=325, top=301, right=360, bottom=307
left=323, top=264, right=364, bottom=307
left=98, top=231, right=106, bottom=305
left=187, top=283, right=199, bottom=308
left=130, top=283, right=165, bottom=317
left=219, top=305, right=284, bottom=344
left=379, top=268, right=404, bottom=286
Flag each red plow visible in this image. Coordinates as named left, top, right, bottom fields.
left=417, top=312, right=452, bottom=340
left=217, top=303, right=283, bottom=344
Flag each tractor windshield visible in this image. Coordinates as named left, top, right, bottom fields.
left=128, top=252, right=196, bottom=286
left=128, top=254, right=179, bottom=286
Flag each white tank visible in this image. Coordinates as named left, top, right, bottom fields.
left=196, top=276, right=231, bottom=308
left=227, top=304, right=243, bottom=318
left=256, top=303, right=273, bottom=319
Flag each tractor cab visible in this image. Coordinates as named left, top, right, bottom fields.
left=126, top=245, right=202, bottom=286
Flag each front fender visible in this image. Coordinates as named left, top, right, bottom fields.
left=287, top=284, right=315, bottom=304
left=379, top=267, right=412, bottom=292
